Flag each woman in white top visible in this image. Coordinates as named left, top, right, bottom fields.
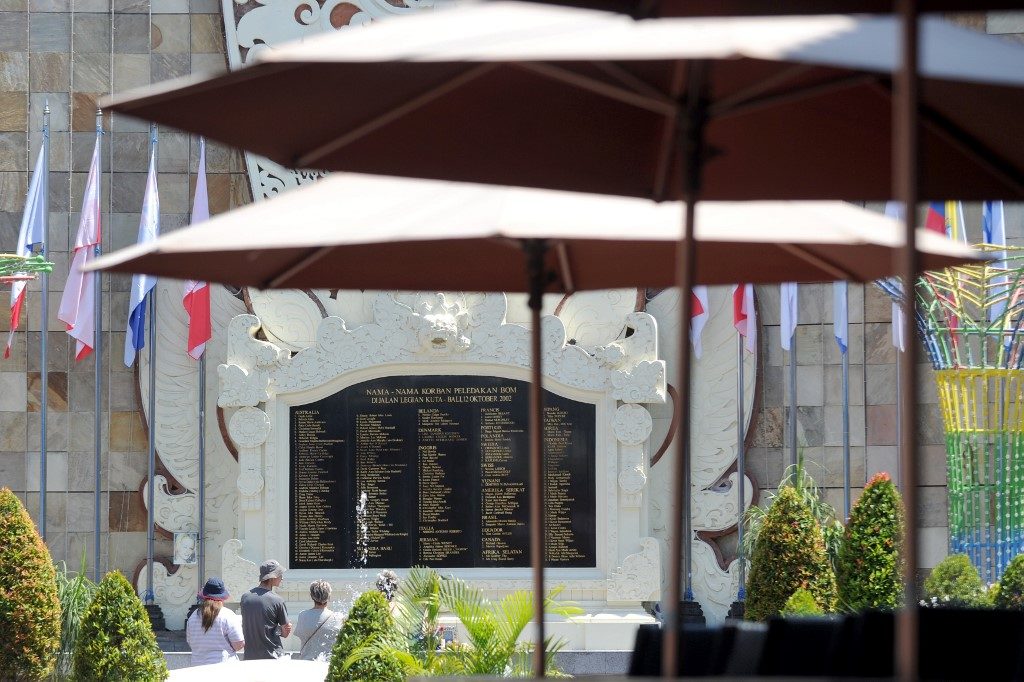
left=186, top=577, right=245, bottom=665
left=295, top=580, right=343, bottom=661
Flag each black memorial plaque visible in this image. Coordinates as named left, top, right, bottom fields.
left=289, top=375, right=596, bottom=569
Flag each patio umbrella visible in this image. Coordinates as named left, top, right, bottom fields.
left=86, top=172, right=983, bottom=673
left=88, top=173, right=979, bottom=287
left=508, top=0, right=1023, bottom=16
left=100, top=5, right=1024, bottom=676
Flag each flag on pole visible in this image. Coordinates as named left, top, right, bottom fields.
left=5, top=139, right=48, bottom=358
left=690, top=286, right=709, bottom=359
left=58, top=135, right=102, bottom=361
left=124, top=139, right=160, bottom=367
left=925, top=202, right=947, bottom=235
left=780, top=282, right=798, bottom=351
left=985, top=200, right=1008, bottom=323
left=833, top=281, right=848, bottom=354
left=885, top=201, right=907, bottom=352
left=183, top=139, right=212, bottom=360
left=733, top=283, right=757, bottom=353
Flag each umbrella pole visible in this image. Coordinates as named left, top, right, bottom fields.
left=663, top=60, right=707, bottom=680
left=895, top=1, right=920, bottom=680
left=525, top=239, right=548, bottom=678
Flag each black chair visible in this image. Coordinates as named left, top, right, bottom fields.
left=718, top=621, right=769, bottom=676
left=919, top=608, right=1023, bottom=680
left=757, top=615, right=844, bottom=676
left=627, top=623, right=721, bottom=677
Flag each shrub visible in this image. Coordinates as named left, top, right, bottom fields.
left=996, top=554, right=1024, bottom=610
left=54, top=554, right=98, bottom=680
left=0, top=487, right=60, bottom=681
left=782, top=588, right=823, bottom=617
left=327, top=590, right=403, bottom=682
left=922, top=554, right=986, bottom=608
left=746, top=486, right=838, bottom=621
left=837, top=472, right=904, bottom=611
left=73, top=571, right=167, bottom=681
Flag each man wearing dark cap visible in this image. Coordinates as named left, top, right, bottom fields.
left=240, top=559, right=293, bottom=659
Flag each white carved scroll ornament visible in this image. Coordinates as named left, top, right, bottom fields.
left=607, top=537, right=660, bottom=603
left=614, top=404, right=652, bottom=507
left=229, top=407, right=272, bottom=510
left=222, top=538, right=259, bottom=601
left=137, top=562, right=198, bottom=630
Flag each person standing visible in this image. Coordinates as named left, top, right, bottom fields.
left=186, top=578, right=244, bottom=665
left=295, top=579, right=343, bottom=661
left=240, top=559, right=293, bottom=659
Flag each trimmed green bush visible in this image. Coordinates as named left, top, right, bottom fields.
left=746, top=486, right=838, bottom=621
left=0, top=487, right=60, bottom=681
left=837, top=472, right=904, bottom=611
left=996, top=554, right=1024, bottom=610
left=327, top=590, right=402, bottom=682
left=923, top=554, right=986, bottom=608
left=72, top=571, right=167, bottom=681
left=782, top=588, right=823, bottom=616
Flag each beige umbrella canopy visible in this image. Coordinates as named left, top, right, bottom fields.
left=88, top=174, right=979, bottom=289
left=511, top=0, right=1024, bottom=16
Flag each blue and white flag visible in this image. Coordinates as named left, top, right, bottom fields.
left=6, top=135, right=48, bottom=358
left=833, top=281, right=848, bottom=354
left=780, top=282, right=798, bottom=351
left=124, top=140, right=160, bottom=367
left=984, top=200, right=1008, bottom=323
left=884, top=201, right=906, bottom=352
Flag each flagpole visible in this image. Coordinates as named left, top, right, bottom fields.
left=145, top=123, right=158, bottom=604
left=736, top=334, right=746, bottom=599
left=39, top=103, right=50, bottom=541
left=92, top=108, right=103, bottom=581
left=842, top=295, right=851, bottom=520
left=789, top=331, right=798, bottom=468
left=198, top=350, right=206, bottom=590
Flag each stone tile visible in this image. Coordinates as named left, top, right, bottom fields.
left=72, top=13, right=111, bottom=52
left=128, top=411, right=147, bottom=452
left=761, top=364, right=782, bottom=407
left=865, top=445, right=899, bottom=484
left=796, top=283, right=825, bottom=325
left=151, top=52, right=189, bottom=81
left=206, top=172, right=232, bottom=214
left=38, top=490, right=67, bottom=530
left=0, top=13, right=28, bottom=50
left=865, top=363, right=897, bottom=404
left=108, top=489, right=146, bottom=531
left=112, top=53, right=150, bottom=90
left=824, top=404, right=865, bottom=447
left=112, top=0, right=147, bottom=12
left=109, top=411, right=134, bottom=451
left=151, top=0, right=188, bottom=11
left=230, top=172, right=252, bottom=209
left=29, top=12, right=71, bottom=52
left=156, top=172, right=189, bottom=213
left=191, top=14, right=223, bottom=53
left=919, top=526, right=949, bottom=570
left=920, top=444, right=947, bottom=487
left=755, top=284, right=779, bottom=326
left=29, top=129, right=69, bottom=171
left=0, top=330, right=26, bottom=370
left=109, top=370, right=137, bottom=410
left=823, top=322, right=864, bottom=365
left=72, top=129, right=111, bottom=170
left=915, top=365, right=940, bottom=405
left=110, top=131, right=150, bottom=172
left=0, top=371, right=27, bottom=411
left=824, top=363, right=865, bottom=406
left=823, top=486, right=862, bottom=516
left=866, top=403, right=896, bottom=446
left=0, top=51, right=28, bottom=89
left=917, top=486, right=948, bottom=528
left=191, top=52, right=226, bottom=75
left=915, top=406, right=945, bottom=447
left=71, top=53, right=110, bottom=94
left=864, top=322, right=896, bottom=364
left=863, top=284, right=893, bottom=324
left=108, top=451, right=147, bottom=491
left=0, top=451, right=26, bottom=490
left=152, top=14, right=189, bottom=53
left=752, top=406, right=783, bottom=448
left=68, top=411, right=95, bottom=451
left=0, top=173, right=26, bottom=212
left=111, top=14, right=152, bottom=53
left=26, top=410, right=69, bottom=450
left=70, top=92, right=104, bottom=131
left=26, top=451, right=68, bottom=490
left=158, top=132, right=189, bottom=173
left=795, top=405, right=823, bottom=447
left=67, top=451, right=95, bottom=491
left=0, top=92, right=28, bottom=131
left=0, top=0, right=26, bottom=11
left=29, top=0, right=70, bottom=11
left=44, top=532, right=67, bottom=564
left=26, top=332, right=68, bottom=371
left=190, top=0, right=218, bottom=11
left=0, top=132, right=27, bottom=171
left=820, top=446, right=866, bottom=489
left=69, top=491, right=102, bottom=531
left=0, top=412, right=26, bottom=450
left=795, top=364, right=823, bottom=407
left=111, top=171, right=146, bottom=212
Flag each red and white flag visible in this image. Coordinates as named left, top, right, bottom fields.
left=5, top=138, right=48, bottom=358
left=58, top=134, right=102, bottom=361
left=182, top=139, right=211, bottom=360
left=733, top=283, right=757, bottom=353
left=690, top=286, right=709, bottom=359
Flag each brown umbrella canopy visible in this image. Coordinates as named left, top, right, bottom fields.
left=86, top=174, right=981, bottom=289
left=103, top=7, right=1024, bottom=201
left=510, top=0, right=1024, bottom=17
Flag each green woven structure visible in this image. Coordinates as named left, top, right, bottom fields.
left=884, top=245, right=1024, bottom=582
left=0, top=254, right=53, bottom=283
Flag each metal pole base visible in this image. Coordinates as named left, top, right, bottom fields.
left=725, top=600, right=745, bottom=622
left=679, top=599, right=706, bottom=626
left=144, top=604, right=166, bottom=631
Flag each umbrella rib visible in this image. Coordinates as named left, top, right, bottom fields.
left=651, top=61, right=686, bottom=202
left=706, top=63, right=813, bottom=117
left=775, top=243, right=858, bottom=281
left=711, top=72, right=880, bottom=120
left=512, top=62, right=678, bottom=116
left=553, top=242, right=575, bottom=293
left=295, top=63, right=499, bottom=169
left=267, top=246, right=334, bottom=288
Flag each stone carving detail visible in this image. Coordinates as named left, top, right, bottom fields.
left=613, top=404, right=653, bottom=445
left=143, top=476, right=198, bottom=533
left=228, top=406, right=272, bottom=449
left=221, top=539, right=259, bottom=601
left=614, top=405, right=652, bottom=507
left=218, top=364, right=270, bottom=408
left=693, top=472, right=755, bottom=534
left=607, top=537, right=660, bottom=603
left=137, top=562, right=198, bottom=630
left=230, top=407, right=271, bottom=509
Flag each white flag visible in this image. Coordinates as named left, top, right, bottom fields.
left=833, top=281, right=848, bottom=354
left=733, top=283, right=757, bottom=353
left=5, top=138, right=48, bottom=358
left=780, top=282, right=798, bottom=352
left=58, top=135, right=102, bottom=361
left=690, top=286, right=709, bottom=359
left=124, top=142, right=161, bottom=367
left=885, top=201, right=907, bottom=353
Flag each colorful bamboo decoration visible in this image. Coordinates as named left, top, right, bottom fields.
left=0, top=254, right=53, bottom=284
left=883, top=245, right=1024, bottom=582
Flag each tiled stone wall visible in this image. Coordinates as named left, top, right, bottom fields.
left=0, top=0, right=247, bottom=579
